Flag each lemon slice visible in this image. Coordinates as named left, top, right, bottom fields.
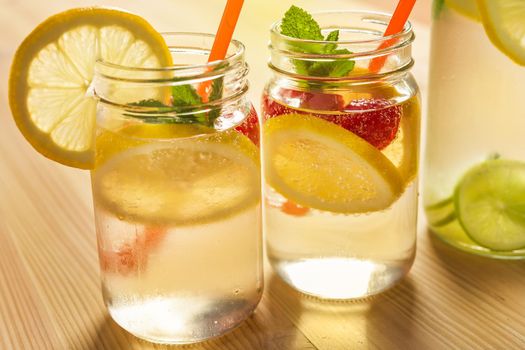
left=445, top=0, right=480, bottom=21
left=94, top=123, right=215, bottom=168
left=8, top=7, right=173, bottom=169
left=93, top=127, right=260, bottom=225
left=263, top=114, right=404, bottom=214
left=477, top=0, right=525, bottom=66
left=382, top=95, right=420, bottom=183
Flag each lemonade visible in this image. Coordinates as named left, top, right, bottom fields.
left=262, top=9, right=420, bottom=299
left=8, top=9, right=263, bottom=344
left=424, top=0, right=525, bottom=258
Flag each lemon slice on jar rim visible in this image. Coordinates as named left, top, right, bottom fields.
left=8, top=7, right=174, bottom=169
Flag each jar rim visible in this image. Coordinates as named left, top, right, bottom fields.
left=94, top=32, right=245, bottom=76
left=93, top=32, right=250, bottom=121
left=271, top=10, right=412, bottom=46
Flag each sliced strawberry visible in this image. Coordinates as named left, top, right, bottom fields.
left=281, top=200, right=310, bottom=216
left=262, top=90, right=343, bottom=120
left=234, top=105, right=260, bottom=146
left=100, top=244, right=138, bottom=275
left=100, top=226, right=167, bottom=275
left=280, top=89, right=344, bottom=111
left=262, top=90, right=401, bottom=150
left=262, top=92, right=293, bottom=120
left=323, top=99, right=401, bottom=150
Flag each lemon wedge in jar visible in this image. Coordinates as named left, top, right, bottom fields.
left=263, top=114, right=404, bottom=214
left=93, top=127, right=260, bottom=225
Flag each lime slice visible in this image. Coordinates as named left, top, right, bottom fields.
left=93, top=127, right=260, bottom=225
left=8, top=7, right=173, bottom=169
left=455, top=159, right=525, bottom=251
left=263, top=113, right=404, bottom=214
left=477, top=0, right=525, bottom=65
left=425, top=197, right=456, bottom=227
left=445, top=0, right=480, bottom=21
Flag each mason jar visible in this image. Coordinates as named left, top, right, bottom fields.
left=424, top=1, right=525, bottom=258
left=92, top=33, right=263, bottom=344
left=261, top=11, right=420, bottom=299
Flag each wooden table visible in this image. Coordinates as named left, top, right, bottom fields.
left=1, top=0, right=524, bottom=349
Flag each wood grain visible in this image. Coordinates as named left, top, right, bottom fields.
left=1, top=0, right=524, bottom=349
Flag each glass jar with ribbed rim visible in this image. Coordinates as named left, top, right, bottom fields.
left=92, top=33, right=263, bottom=344
left=261, top=11, right=420, bottom=300
left=424, top=0, right=525, bottom=259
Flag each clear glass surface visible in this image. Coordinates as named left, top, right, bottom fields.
left=424, top=2, right=525, bottom=259
left=92, top=33, right=263, bottom=344
left=262, top=11, right=420, bottom=299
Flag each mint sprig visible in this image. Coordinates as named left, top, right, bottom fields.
left=128, top=72, right=224, bottom=125
left=280, top=6, right=355, bottom=77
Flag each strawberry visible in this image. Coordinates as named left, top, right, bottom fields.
left=323, top=99, right=401, bottom=150
left=262, top=90, right=343, bottom=120
left=262, top=92, right=293, bottom=120
left=262, top=90, right=401, bottom=150
left=279, top=89, right=344, bottom=111
left=281, top=200, right=310, bottom=216
left=100, top=226, right=167, bottom=275
left=234, top=105, right=260, bottom=146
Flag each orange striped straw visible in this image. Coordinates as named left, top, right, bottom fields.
left=368, top=0, right=416, bottom=73
left=198, top=0, right=245, bottom=101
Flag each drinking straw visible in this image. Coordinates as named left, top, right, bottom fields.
left=368, top=0, right=416, bottom=73
left=198, top=0, right=245, bottom=101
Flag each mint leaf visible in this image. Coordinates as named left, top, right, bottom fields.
left=170, top=84, right=209, bottom=124
left=281, top=5, right=323, bottom=40
left=207, top=76, right=224, bottom=123
left=130, top=99, right=168, bottom=108
left=172, top=84, right=202, bottom=107
left=287, top=59, right=311, bottom=75
left=281, top=6, right=325, bottom=55
left=433, top=0, right=445, bottom=19
left=324, top=30, right=339, bottom=53
left=307, top=61, right=332, bottom=77
left=280, top=6, right=354, bottom=77
left=126, top=99, right=174, bottom=123
left=329, top=58, right=355, bottom=77
left=325, top=30, right=339, bottom=42
left=305, top=45, right=354, bottom=78
left=209, top=78, right=223, bottom=102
